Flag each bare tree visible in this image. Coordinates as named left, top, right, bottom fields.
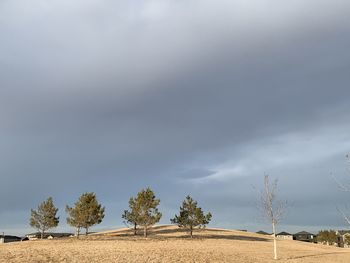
left=258, top=175, right=286, bottom=260
left=333, top=155, right=350, bottom=226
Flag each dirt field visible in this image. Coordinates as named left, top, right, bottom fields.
left=1, top=225, right=350, bottom=263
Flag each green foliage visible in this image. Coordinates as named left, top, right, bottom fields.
left=317, top=230, right=337, bottom=245
left=66, top=204, right=84, bottom=237
left=66, top=192, right=105, bottom=236
left=30, top=197, right=59, bottom=239
left=122, top=197, right=141, bottom=235
left=171, top=195, right=212, bottom=238
left=127, top=188, right=162, bottom=237
left=122, top=209, right=136, bottom=228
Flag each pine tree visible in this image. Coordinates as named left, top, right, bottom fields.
left=65, top=204, right=83, bottom=237
left=122, top=196, right=140, bottom=235
left=66, top=192, right=105, bottom=236
left=30, top=197, right=59, bottom=239
left=171, top=195, right=212, bottom=238
left=131, top=188, right=162, bottom=238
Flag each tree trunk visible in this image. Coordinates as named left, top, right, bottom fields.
left=85, top=227, right=89, bottom=236
left=41, top=230, right=44, bottom=239
left=190, top=226, right=193, bottom=238
left=76, top=227, right=80, bottom=238
left=134, top=223, right=137, bottom=235
left=272, top=222, right=277, bottom=260
left=144, top=225, right=147, bottom=238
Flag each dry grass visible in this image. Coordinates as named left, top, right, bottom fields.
left=1, top=225, right=350, bottom=262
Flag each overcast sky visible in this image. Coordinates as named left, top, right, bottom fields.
left=1, top=0, right=350, bottom=236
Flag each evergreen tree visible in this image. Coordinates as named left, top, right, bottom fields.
left=30, top=197, right=59, bottom=239
left=122, top=196, right=140, bottom=235
left=66, top=192, right=105, bottom=236
left=171, top=195, right=212, bottom=238
left=66, top=204, right=83, bottom=237
left=132, top=188, right=162, bottom=237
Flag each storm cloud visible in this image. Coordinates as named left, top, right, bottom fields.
left=1, top=0, right=350, bottom=235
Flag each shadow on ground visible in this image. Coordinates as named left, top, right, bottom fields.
left=287, top=252, right=349, bottom=260
left=92, top=225, right=269, bottom=242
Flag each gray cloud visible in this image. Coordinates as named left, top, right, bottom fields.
left=1, top=0, right=350, bottom=235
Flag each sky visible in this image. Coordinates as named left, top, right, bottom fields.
left=1, top=0, right=350, bottom=236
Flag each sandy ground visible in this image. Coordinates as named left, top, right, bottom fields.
left=1, top=225, right=350, bottom=263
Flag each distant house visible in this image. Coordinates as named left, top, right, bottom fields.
left=293, top=231, right=316, bottom=242
left=336, top=230, right=350, bottom=248
left=26, top=232, right=73, bottom=240
left=276, top=231, right=293, bottom=240
left=0, top=235, right=22, bottom=243
left=256, top=230, right=271, bottom=235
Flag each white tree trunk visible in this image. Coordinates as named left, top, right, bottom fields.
left=76, top=227, right=81, bottom=238
left=144, top=225, right=147, bottom=238
left=272, top=222, right=277, bottom=260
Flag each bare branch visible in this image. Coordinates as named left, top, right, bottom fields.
left=334, top=154, right=350, bottom=228
left=331, top=173, right=350, bottom=192
left=258, top=175, right=286, bottom=225
left=257, top=175, right=287, bottom=260
left=337, top=206, right=350, bottom=225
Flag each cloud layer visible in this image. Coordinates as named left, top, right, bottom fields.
left=1, top=0, right=350, bottom=235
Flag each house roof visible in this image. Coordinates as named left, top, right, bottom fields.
left=294, top=231, right=314, bottom=235
left=277, top=231, right=292, bottom=236
left=2, top=235, right=21, bottom=239
left=256, top=231, right=270, bottom=235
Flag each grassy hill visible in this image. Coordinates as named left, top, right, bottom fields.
left=1, top=225, right=350, bottom=262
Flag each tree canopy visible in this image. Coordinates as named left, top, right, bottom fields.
left=66, top=192, right=105, bottom=236
left=317, top=230, right=337, bottom=245
left=122, top=196, right=141, bottom=235
left=171, top=195, right=212, bottom=238
left=30, top=197, right=59, bottom=239
left=128, top=188, right=162, bottom=237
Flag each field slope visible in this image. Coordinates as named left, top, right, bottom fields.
left=1, top=225, right=350, bottom=262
